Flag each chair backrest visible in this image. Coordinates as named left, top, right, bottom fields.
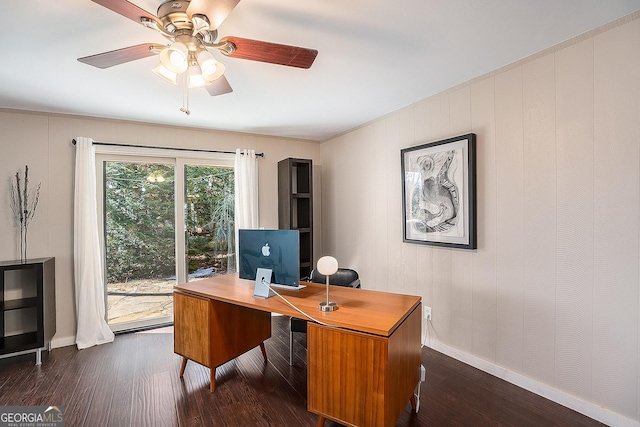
left=309, top=268, right=360, bottom=288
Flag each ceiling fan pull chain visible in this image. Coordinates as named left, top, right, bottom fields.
left=180, top=71, right=191, bottom=115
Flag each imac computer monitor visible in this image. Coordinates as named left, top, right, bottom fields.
left=238, top=229, right=300, bottom=288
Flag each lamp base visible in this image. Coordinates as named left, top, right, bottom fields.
left=319, top=301, right=338, bottom=312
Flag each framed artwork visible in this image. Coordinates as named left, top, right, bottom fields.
left=401, top=133, right=476, bottom=249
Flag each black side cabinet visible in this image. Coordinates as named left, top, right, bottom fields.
left=278, top=158, right=313, bottom=279
left=0, top=257, right=56, bottom=365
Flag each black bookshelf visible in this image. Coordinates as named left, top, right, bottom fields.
left=0, top=257, right=56, bottom=364
left=278, top=158, right=313, bottom=279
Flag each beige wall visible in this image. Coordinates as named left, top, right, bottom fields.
left=0, top=111, right=321, bottom=347
left=320, top=16, right=640, bottom=425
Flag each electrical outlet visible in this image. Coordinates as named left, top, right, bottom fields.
left=424, top=305, right=432, bottom=321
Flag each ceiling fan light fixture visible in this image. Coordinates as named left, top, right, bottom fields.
left=187, top=64, right=207, bottom=88
left=152, top=63, right=178, bottom=85
left=197, top=50, right=225, bottom=81
left=160, top=42, right=189, bottom=73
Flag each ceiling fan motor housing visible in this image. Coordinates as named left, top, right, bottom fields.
left=158, top=1, right=193, bottom=33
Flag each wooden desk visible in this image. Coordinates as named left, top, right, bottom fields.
left=174, top=274, right=422, bottom=427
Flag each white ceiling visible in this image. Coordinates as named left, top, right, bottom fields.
left=1, top=1, right=639, bottom=141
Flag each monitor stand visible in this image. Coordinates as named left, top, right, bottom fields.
left=254, top=268, right=276, bottom=298
left=271, top=283, right=307, bottom=290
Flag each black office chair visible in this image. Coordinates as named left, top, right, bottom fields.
left=289, top=268, right=360, bottom=365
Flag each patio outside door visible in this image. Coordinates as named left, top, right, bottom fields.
left=99, top=154, right=235, bottom=332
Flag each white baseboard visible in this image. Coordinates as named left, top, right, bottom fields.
left=51, top=335, right=76, bottom=349
left=428, top=341, right=639, bottom=427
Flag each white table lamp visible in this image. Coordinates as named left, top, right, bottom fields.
left=317, top=256, right=339, bottom=312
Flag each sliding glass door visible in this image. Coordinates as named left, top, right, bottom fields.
left=103, top=161, right=176, bottom=330
left=184, top=164, right=236, bottom=282
left=97, top=150, right=235, bottom=332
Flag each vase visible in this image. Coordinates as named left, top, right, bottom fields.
left=19, top=225, right=28, bottom=263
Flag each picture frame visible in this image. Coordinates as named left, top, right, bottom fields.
left=401, top=133, right=476, bottom=249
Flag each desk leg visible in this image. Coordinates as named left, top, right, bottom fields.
left=260, top=342, right=268, bottom=362
left=316, top=416, right=326, bottom=427
left=179, top=358, right=188, bottom=377
left=210, top=368, right=216, bottom=393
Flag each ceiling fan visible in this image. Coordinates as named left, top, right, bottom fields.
left=78, top=0, right=318, bottom=98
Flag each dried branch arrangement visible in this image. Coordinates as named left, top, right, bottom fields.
left=10, top=165, right=41, bottom=262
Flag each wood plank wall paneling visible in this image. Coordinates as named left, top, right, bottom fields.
left=592, top=19, right=640, bottom=419
left=346, top=127, right=370, bottom=272
left=320, top=14, right=640, bottom=424
left=555, top=38, right=595, bottom=401
left=431, top=94, right=454, bottom=345
left=470, top=77, right=498, bottom=363
left=0, top=113, right=49, bottom=262
left=363, top=121, right=391, bottom=293
left=433, top=248, right=452, bottom=343
left=385, top=115, right=403, bottom=294
left=319, top=141, right=337, bottom=258
left=399, top=106, right=418, bottom=297
left=374, top=120, right=390, bottom=294
left=413, top=99, right=435, bottom=332
left=522, top=54, right=556, bottom=385
left=495, top=66, right=525, bottom=372
left=449, top=86, right=474, bottom=353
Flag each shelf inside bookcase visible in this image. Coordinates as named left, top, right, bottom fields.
left=0, top=332, right=39, bottom=355
left=0, top=297, right=38, bottom=312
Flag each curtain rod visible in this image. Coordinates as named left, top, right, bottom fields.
left=71, top=139, right=264, bottom=158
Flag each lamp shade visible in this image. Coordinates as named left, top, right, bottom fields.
left=159, top=42, right=189, bottom=73
left=152, top=64, right=177, bottom=85
left=197, top=50, right=225, bottom=81
left=187, top=64, right=207, bottom=88
left=317, top=256, right=338, bottom=276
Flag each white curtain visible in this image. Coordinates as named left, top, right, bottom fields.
left=234, top=149, right=259, bottom=263
left=73, top=137, right=114, bottom=349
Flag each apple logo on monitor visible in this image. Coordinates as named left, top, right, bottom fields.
left=261, top=243, right=270, bottom=256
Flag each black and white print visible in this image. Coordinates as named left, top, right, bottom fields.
left=401, top=134, right=476, bottom=249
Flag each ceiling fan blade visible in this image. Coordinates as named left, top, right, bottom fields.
left=187, top=0, right=240, bottom=30
left=91, top=0, right=158, bottom=25
left=206, top=76, right=233, bottom=96
left=78, top=44, right=164, bottom=69
left=220, top=37, right=318, bottom=69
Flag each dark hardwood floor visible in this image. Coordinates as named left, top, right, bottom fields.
left=0, top=316, right=604, bottom=426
